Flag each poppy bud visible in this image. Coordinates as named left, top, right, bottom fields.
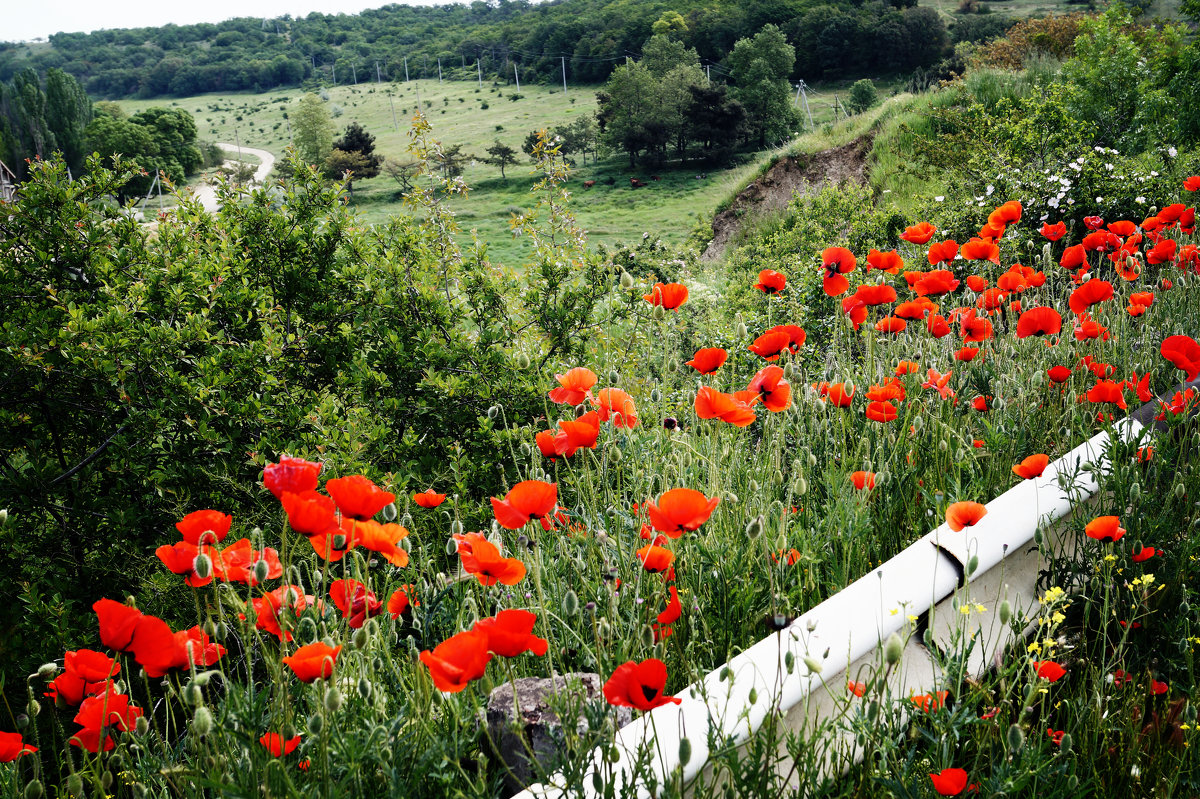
left=27, top=700, right=39, bottom=718
left=307, top=713, right=324, bottom=735
left=67, top=776, right=84, bottom=797
left=1129, top=482, right=1140, bottom=501
left=736, top=322, right=749, bottom=338
left=725, top=492, right=739, bottom=503
left=619, top=270, right=634, bottom=289
left=773, top=469, right=785, bottom=486
left=747, top=687, right=759, bottom=705
left=745, top=515, right=764, bottom=539
left=640, top=625, right=655, bottom=648
left=298, top=617, right=318, bottom=642
left=967, top=555, right=979, bottom=576
left=884, top=632, right=903, bottom=665
left=1181, top=601, right=1191, bottom=614
left=193, top=672, right=212, bottom=687
left=678, top=737, right=692, bottom=766
left=650, top=388, right=662, bottom=402
left=516, top=353, right=531, bottom=370
left=332, top=533, right=347, bottom=550
left=596, top=618, right=611, bottom=639
left=450, top=520, right=464, bottom=536
left=1175, top=482, right=1187, bottom=499
left=796, top=478, right=808, bottom=496
left=784, top=651, right=795, bottom=673
left=400, top=513, right=414, bottom=528
left=1033, top=527, right=1043, bottom=545
left=719, top=666, right=731, bottom=682
left=352, top=628, right=369, bottom=649
left=192, top=706, right=214, bottom=736
left=193, top=553, right=213, bottom=579
left=15, top=713, right=27, bottom=730
left=101, top=771, right=114, bottom=792
left=0, top=509, right=7, bottom=525
left=938, top=440, right=948, bottom=452
left=803, top=655, right=823, bottom=675
left=488, top=404, right=503, bottom=420
left=252, top=559, right=270, bottom=584
left=783, top=362, right=797, bottom=381
left=37, top=662, right=57, bottom=679
left=877, top=471, right=890, bottom=487
left=324, top=687, right=343, bottom=713
left=562, top=589, right=580, bottom=616
left=999, top=599, right=1011, bottom=625
left=1006, top=723, right=1025, bottom=752
left=380, top=502, right=398, bottom=522
left=216, top=622, right=228, bottom=641
left=24, top=780, right=43, bottom=799
left=182, top=684, right=202, bottom=706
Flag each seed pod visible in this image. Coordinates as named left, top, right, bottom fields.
left=14, top=714, right=27, bottom=730
left=884, top=633, right=903, bottom=665
left=678, top=737, right=692, bottom=767
left=192, top=706, right=214, bottom=736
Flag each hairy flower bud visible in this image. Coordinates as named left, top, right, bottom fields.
left=884, top=633, right=903, bottom=666
left=192, top=706, right=214, bottom=737
left=193, top=553, right=213, bottom=580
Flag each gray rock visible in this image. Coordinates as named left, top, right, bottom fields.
left=486, top=672, right=631, bottom=794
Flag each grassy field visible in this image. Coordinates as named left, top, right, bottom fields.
left=117, top=81, right=778, bottom=265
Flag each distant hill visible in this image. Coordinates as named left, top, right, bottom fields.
left=0, top=0, right=950, bottom=99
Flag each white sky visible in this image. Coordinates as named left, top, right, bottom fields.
left=7, top=0, right=456, bottom=44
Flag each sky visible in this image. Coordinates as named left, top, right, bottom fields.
left=8, top=0, right=454, bottom=43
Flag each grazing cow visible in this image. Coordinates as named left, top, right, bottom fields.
left=630, top=178, right=644, bottom=188
left=583, top=180, right=596, bottom=188
left=651, top=175, right=661, bottom=181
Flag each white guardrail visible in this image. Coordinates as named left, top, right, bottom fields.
left=513, top=394, right=1174, bottom=798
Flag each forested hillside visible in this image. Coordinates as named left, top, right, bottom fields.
left=0, top=0, right=949, bottom=98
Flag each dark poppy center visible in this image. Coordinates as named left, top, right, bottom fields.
left=641, top=685, right=660, bottom=703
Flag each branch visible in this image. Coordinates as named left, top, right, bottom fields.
left=46, top=421, right=132, bottom=488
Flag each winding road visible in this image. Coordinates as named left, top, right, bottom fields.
left=189, top=143, right=277, bottom=212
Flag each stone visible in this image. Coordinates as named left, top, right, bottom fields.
left=485, top=672, right=631, bottom=794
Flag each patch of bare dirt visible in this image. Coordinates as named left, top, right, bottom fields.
left=701, top=135, right=874, bottom=262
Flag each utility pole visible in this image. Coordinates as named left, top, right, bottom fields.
left=389, top=94, right=398, bottom=131
left=404, top=56, right=409, bottom=82
left=706, top=63, right=711, bottom=84
left=332, top=62, right=336, bottom=84
left=514, top=63, right=519, bottom=93
left=798, top=80, right=814, bottom=130
left=376, top=61, right=382, bottom=82
left=438, top=57, right=442, bottom=82
left=351, top=63, right=357, bottom=84
left=561, top=56, right=567, bottom=93
left=477, top=56, right=482, bottom=87
left=833, top=95, right=840, bottom=122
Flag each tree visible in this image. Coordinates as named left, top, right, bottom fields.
left=596, top=61, right=662, bottom=166
left=325, top=120, right=382, bottom=189
left=483, top=139, right=519, bottom=179
left=43, top=69, right=92, bottom=176
left=846, top=79, right=879, bottom=114
left=686, top=83, right=745, bottom=164
left=726, top=25, right=798, bottom=147
left=129, top=106, right=203, bottom=180
left=292, top=93, right=334, bottom=166
left=641, top=34, right=699, bottom=77
left=652, top=10, right=689, bottom=37
left=82, top=114, right=158, bottom=199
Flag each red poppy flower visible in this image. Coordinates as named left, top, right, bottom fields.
left=1185, top=176, right=1200, bottom=192
left=535, top=430, right=558, bottom=459
left=636, top=543, right=675, bottom=573
left=926, top=314, right=952, bottom=338
left=553, top=410, right=601, bottom=457
left=330, top=579, right=384, bottom=629
left=686, top=347, right=728, bottom=375
left=816, top=381, right=855, bottom=407
left=603, top=659, right=681, bottom=711
left=1132, top=544, right=1157, bottom=563
left=260, top=732, right=303, bottom=757
left=1082, top=229, right=1122, bottom=254
left=1073, top=314, right=1110, bottom=342
left=44, top=649, right=121, bottom=707
left=646, top=488, right=720, bottom=538
left=978, top=220, right=1005, bottom=240
left=473, top=609, right=549, bottom=657
left=1146, top=239, right=1177, bottom=265
left=386, top=584, right=417, bottom=618
left=155, top=541, right=212, bottom=588
left=1047, top=365, right=1072, bottom=383
left=954, top=347, right=981, bottom=363
left=695, top=385, right=757, bottom=427
left=875, top=316, right=907, bottom=334
left=850, top=471, right=876, bottom=490
left=549, top=367, right=598, bottom=405
left=175, top=509, right=232, bottom=546
left=820, top=247, right=856, bottom=296
left=993, top=199, right=1022, bottom=223
left=1086, top=379, right=1127, bottom=410
left=421, top=628, right=493, bottom=693
left=946, top=501, right=987, bottom=532
left=754, top=269, right=787, bottom=293
left=138, top=626, right=226, bottom=679
left=71, top=689, right=143, bottom=753
left=326, top=475, right=395, bottom=522
left=996, top=270, right=1027, bottom=292
left=643, top=282, right=688, bottom=309
left=846, top=680, right=866, bottom=697
left=1012, top=454, right=1049, bottom=479
left=972, top=395, right=991, bottom=413
left=1161, top=335, right=1200, bottom=381
left=1059, top=244, right=1087, bottom=271
left=910, top=690, right=949, bottom=712
left=929, top=767, right=970, bottom=797
left=1041, top=221, right=1067, bottom=241
left=748, top=330, right=790, bottom=361
left=453, top=532, right=527, bottom=585
left=748, top=365, right=792, bottom=412
left=1068, top=279, right=1114, bottom=314
left=965, top=275, right=988, bottom=292
left=901, top=222, right=937, bottom=244
left=216, top=538, right=283, bottom=585
left=594, top=387, right=639, bottom=428
left=867, top=248, right=904, bottom=273
left=283, top=641, right=342, bottom=683
left=304, top=517, right=359, bottom=562
left=865, top=400, right=898, bottom=423
left=0, top=731, right=36, bottom=762
left=1047, top=728, right=1065, bottom=746
left=1085, top=515, right=1125, bottom=542
left=491, top=480, right=558, bottom=529
left=241, top=585, right=316, bottom=642
left=263, top=455, right=322, bottom=500
left=279, top=490, right=339, bottom=538
left=1015, top=306, right=1061, bottom=339
left=926, top=240, right=959, bottom=267
left=1034, top=660, right=1067, bottom=682
left=960, top=237, right=1000, bottom=264
left=914, top=269, right=960, bottom=297
left=1151, top=679, right=1169, bottom=695
left=895, top=360, right=920, bottom=376
left=413, top=489, right=446, bottom=508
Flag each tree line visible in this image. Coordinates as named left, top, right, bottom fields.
left=0, top=0, right=949, bottom=99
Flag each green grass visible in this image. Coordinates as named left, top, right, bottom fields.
left=117, top=81, right=771, bottom=266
